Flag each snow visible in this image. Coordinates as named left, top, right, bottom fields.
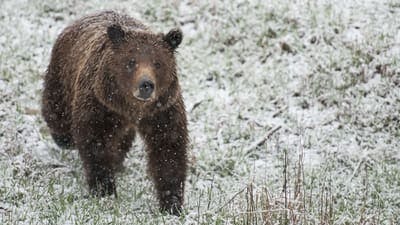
left=1, top=0, right=400, bottom=224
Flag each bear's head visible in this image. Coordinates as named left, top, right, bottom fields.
left=95, top=24, right=183, bottom=119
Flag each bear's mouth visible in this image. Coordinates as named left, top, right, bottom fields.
left=132, top=89, right=156, bottom=102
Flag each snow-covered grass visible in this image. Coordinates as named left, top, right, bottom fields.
left=1, top=0, right=400, bottom=224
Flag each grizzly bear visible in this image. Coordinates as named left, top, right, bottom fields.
left=41, top=11, right=188, bottom=215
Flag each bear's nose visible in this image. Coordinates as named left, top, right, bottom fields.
left=138, top=77, right=154, bottom=100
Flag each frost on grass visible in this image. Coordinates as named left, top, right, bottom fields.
left=1, top=0, right=400, bottom=224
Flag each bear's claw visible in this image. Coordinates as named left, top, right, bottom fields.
left=160, top=195, right=182, bottom=216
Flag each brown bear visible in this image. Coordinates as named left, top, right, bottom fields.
left=41, top=10, right=188, bottom=215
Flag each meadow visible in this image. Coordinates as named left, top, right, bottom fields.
left=0, top=0, right=399, bottom=224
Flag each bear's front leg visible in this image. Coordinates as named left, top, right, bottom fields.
left=85, top=155, right=117, bottom=197
left=139, top=101, right=188, bottom=215
left=72, top=100, right=128, bottom=197
left=74, top=125, right=118, bottom=197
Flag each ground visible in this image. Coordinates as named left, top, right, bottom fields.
left=0, top=0, right=399, bottom=224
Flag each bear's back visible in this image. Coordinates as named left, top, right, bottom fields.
left=68, top=11, right=147, bottom=36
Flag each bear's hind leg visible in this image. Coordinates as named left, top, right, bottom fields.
left=114, top=128, right=136, bottom=172
left=50, top=132, right=73, bottom=149
left=42, top=70, right=73, bottom=149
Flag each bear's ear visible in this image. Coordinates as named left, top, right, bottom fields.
left=163, top=28, right=183, bottom=50
left=107, top=24, right=125, bottom=45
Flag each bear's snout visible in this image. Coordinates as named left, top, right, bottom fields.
left=136, top=77, right=155, bottom=101
left=138, top=78, right=154, bottom=99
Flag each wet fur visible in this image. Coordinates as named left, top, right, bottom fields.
left=42, top=11, right=188, bottom=215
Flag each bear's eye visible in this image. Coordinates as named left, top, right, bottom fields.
left=127, top=59, right=136, bottom=70
left=154, top=62, right=161, bottom=69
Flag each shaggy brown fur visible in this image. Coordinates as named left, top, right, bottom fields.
left=42, top=11, right=188, bottom=215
